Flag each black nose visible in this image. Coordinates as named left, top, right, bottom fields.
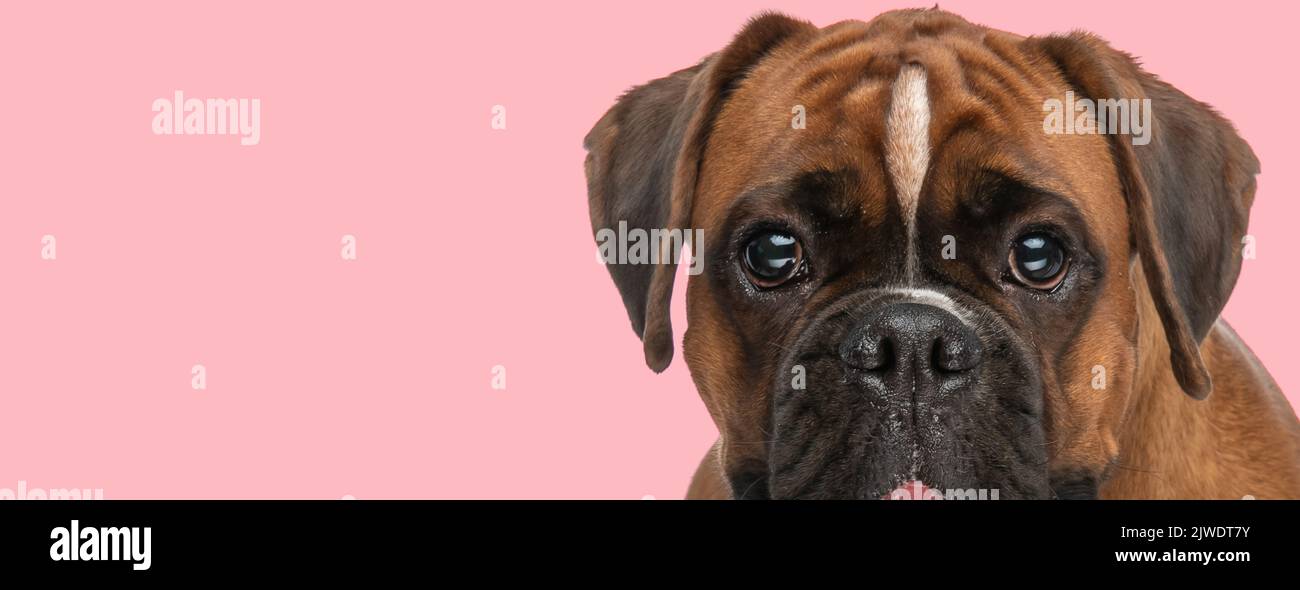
left=839, top=302, right=982, bottom=376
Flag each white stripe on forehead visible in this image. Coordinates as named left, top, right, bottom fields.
left=883, top=65, right=931, bottom=283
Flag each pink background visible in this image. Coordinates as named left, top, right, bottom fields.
left=0, top=1, right=1295, bottom=499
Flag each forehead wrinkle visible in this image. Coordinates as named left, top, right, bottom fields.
left=947, top=35, right=1041, bottom=101
left=802, top=21, right=871, bottom=57
left=793, top=39, right=896, bottom=101
left=925, top=43, right=1044, bottom=149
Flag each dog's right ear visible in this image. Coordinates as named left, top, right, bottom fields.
left=1023, top=32, right=1259, bottom=400
left=583, top=13, right=815, bottom=372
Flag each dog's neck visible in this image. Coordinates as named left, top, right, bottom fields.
left=1103, top=270, right=1298, bottom=498
left=1103, top=285, right=1213, bottom=498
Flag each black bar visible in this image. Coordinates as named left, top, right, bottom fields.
left=1, top=500, right=1291, bottom=577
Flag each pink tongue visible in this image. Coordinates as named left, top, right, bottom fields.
left=883, top=480, right=933, bottom=500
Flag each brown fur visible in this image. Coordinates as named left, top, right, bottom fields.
left=585, top=9, right=1300, bottom=499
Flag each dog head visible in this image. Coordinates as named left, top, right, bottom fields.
left=583, top=9, right=1257, bottom=499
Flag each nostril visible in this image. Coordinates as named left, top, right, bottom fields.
left=839, top=333, right=892, bottom=371
left=875, top=338, right=894, bottom=372
left=930, top=340, right=949, bottom=372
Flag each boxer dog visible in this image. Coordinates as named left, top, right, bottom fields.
left=582, top=9, right=1300, bottom=499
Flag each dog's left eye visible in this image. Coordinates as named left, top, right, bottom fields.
left=1008, top=232, right=1068, bottom=291
left=742, top=231, right=804, bottom=288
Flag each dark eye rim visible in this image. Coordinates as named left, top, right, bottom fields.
left=1006, top=230, right=1070, bottom=292
left=740, top=230, right=807, bottom=289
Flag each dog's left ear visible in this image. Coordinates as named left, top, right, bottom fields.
left=1024, top=33, right=1259, bottom=399
left=583, top=13, right=816, bottom=372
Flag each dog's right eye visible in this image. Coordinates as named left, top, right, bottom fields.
left=742, top=231, right=804, bottom=288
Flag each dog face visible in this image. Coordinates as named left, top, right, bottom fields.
left=584, top=10, right=1257, bottom=499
